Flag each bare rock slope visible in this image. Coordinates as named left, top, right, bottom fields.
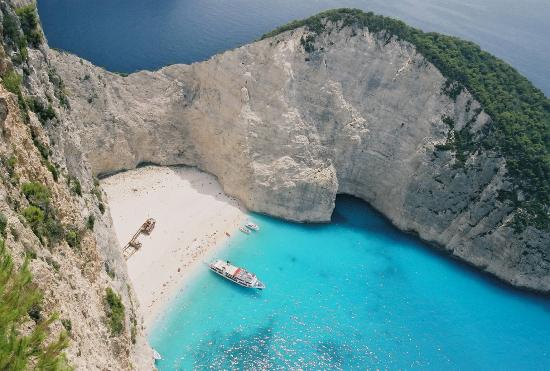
left=50, top=22, right=549, bottom=293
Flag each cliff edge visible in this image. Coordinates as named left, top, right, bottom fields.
left=0, top=0, right=152, bottom=368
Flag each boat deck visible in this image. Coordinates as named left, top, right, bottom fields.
left=209, top=260, right=265, bottom=289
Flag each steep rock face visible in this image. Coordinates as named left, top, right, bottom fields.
left=0, top=1, right=152, bottom=368
left=50, top=23, right=549, bottom=293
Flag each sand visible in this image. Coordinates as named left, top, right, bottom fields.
left=100, top=166, right=247, bottom=328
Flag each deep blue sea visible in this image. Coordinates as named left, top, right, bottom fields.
left=38, top=0, right=550, bottom=96
left=37, top=1, right=550, bottom=369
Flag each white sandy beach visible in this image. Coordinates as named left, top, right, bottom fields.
left=101, top=166, right=247, bottom=328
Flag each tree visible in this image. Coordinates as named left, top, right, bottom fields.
left=0, top=241, right=70, bottom=370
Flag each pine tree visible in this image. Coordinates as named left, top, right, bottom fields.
left=0, top=240, right=70, bottom=370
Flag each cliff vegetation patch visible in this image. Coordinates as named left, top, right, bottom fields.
left=15, top=4, right=42, bottom=48
left=0, top=242, right=70, bottom=370
left=104, top=287, right=125, bottom=336
left=21, top=181, right=64, bottom=246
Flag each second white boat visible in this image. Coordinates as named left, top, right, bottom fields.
left=245, top=222, right=260, bottom=231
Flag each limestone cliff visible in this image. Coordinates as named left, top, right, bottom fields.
left=49, top=14, right=549, bottom=294
left=1, top=3, right=548, bottom=367
left=0, top=1, right=152, bottom=368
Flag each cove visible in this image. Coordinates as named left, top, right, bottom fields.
left=149, top=195, right=550, bottom=370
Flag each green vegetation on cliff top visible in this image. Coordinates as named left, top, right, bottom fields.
left=15, top=4, right=42, bottom=48
left=263, top=8, right=550, bottom=231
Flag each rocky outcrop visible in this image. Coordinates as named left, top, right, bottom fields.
left=0, top=1, right=152, bottom=369
left=49, top=22, right=549, bottom=293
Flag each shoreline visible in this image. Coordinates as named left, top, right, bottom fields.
left=101, top=165, right=248, bottom=328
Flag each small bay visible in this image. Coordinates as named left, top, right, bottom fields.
left=36, top=1, right=550, bottom=368
left=149, top=196, right=550, bottom=369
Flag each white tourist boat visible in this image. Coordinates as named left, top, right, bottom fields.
left=152, top=349, right=162, bottom=361
left=239, top=226, right=251, bottom=234
left=245, top=222, right=260, bottom=231
left=208, top=260, right=266, bottom=289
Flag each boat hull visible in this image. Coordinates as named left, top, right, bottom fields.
left=208, top=262, right=265, bottom=289
left=239, top=227, right=251, bottom=234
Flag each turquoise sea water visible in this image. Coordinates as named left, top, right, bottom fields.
left=149, top=196, right=550, bottom=370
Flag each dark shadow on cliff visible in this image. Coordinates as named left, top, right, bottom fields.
left=169, top=164, right=248, bottom=212
left=102, top=163, right=247, bottom=212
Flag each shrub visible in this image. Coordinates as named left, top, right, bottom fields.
left=67, top=176, right=82, bottom=196
left=1, top=70, right=22, bottom=95
left=21, top=183, right=64, bottom=245
left=2, top=11, right=19, bottom=42
left=22, top=206, right=64, bottom=245
left=44, top=218, right=64, bottom=244
left=61, top=318, right=72, bottom=333
left=15, top=5, right=42, bottom=47
left=0, top=242, right=70, bottom=369
left=300, top=34, right=316, bottom=53
left=28, top=97, right=57, bottom=124
left=9, top=226, right=19, bottom=242
left=104, top=262, right=116, bottom=280
left=4, top=155, right=17, bottom=178
left=41, top=105, right=56, bottom=121
left=47, top=68, right=70, bottom=109
left=104, top=288, right=125, bottom=336
left=30, top=129, right=51, bottom=160
left=44, top=257, right=60, bottom=272
left=98, top=202, right=105, bottom=214
left=6, top=196, right=20, bottom=212
left=22, top=182, right=50, bottom=207
left=64, top=229, right=80, bottom=249
left=46, top=160, right=59, bottom=181
left=86, top=215, right=95, bottom=230
left=24, top=247, right=36, bottom=259
left=92, top=186, right=102, bottom=201
left=0, top=213, right=6, bottom=237
left=14, top=37, right=28, bottom=63
left=34, top=139, right=50, bottom=160
left=1, top=12, right=27, bottom=63
left=22, top=205, right=45, bottom=227
left=27, top=303, right=41, bottom=322
left=130, top=316, right=137, bottom=344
